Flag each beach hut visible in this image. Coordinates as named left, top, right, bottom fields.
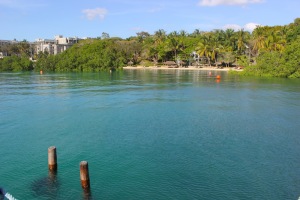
left=127, top=61, right=134, bottom=66
left=164, top=61, right=177, bottom=68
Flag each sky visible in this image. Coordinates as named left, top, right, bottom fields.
left=0, top=0, right=299, bottom=41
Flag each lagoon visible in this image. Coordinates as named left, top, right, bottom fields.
left=0, top=69, right=300, bottom=199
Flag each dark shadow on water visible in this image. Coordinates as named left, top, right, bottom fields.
left=0, top=187, right=5, bottom=200
left=82, top=188, right=93, bottom=200
left=31, top=171, right=59, bottom=199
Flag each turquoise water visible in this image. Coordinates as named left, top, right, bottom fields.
left=1, top=69, right=300, bottom=200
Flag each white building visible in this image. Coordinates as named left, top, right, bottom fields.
left=35, top=35, right=81, bottom=55
left=35, top=38, right=55, bottom=54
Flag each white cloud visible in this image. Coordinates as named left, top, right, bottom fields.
left=82, top=8, right=107, bottom=20
left=244, top=22, right=260, bottom=31
left=198, top=0, right=263, bottom=6
left=222, top=22, right=261, bottom=31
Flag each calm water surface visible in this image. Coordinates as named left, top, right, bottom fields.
left=0, top=69, right=300, bottom=200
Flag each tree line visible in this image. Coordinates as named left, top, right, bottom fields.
left=0, top=18, right=299, bottom=78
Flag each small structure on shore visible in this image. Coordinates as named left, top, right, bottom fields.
left=127, top=61, right=133, bottom=66
left=164, top=61, right=177, bottom=68
left=190, top=51, right=210, bottom=67
left=177, top=60, right=187, bottom=67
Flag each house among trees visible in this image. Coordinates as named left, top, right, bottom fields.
left=0, top=18, right=299, bottom=77
left=0, top=39, right=19, bottom=58
left=0, top=35, right=82, bottom=59
left=35, top=35, right=81, bottom=55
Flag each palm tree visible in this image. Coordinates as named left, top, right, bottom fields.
left=167, top=31, right=182, bottom=61
left=265, top=31, right=286, bottom=52
left=213, top=29, right=224, bottom=42
left=179, top=30, right=188, bottom=37
left=236, top=29, right=250, bottom=53
left=210, top=35, right=224, bottom=62
left=154, top=29, right=166, bottom=45
left=191, top=29, right=202, bottom=37
left=252, top=26, right=267, bottom=54
left=196, top=34, right=223, bottom=66
left=178, top=30, right=189, bottom=57
left=223, top=29, right=236, bottom=49
left=152, top=29, right=167, bottom=62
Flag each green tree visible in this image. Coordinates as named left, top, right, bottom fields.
left=252, top=26, right=267, bottom=54
left=196, top=34, right=212, bottom=65
left=167, top=31, right=182, bottom=61
left=286, top=18, right=300, bottom=43
left=196, top=33, right=223, bottom=65
left=222, top=29, right=236, bottom=49
left=282, top=36, right=300, bottom=78
left=101, top=32, right=110, bottom=39
left=236, top=29, right=250, bottom=53
left=0, top=55, right=33, bottom=71
left=265, top=31, right=285, bottom=52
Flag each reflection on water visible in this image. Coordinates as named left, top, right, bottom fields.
left=31, top=171, right=59, bottom=199
left=82, top=188, right=92, bottom=200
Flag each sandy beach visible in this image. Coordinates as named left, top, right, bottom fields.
left=123, top=66, right=243, bottom=71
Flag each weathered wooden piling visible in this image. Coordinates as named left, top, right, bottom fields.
left=48, top=146, right=57, bottom=171
left=80, top=161, right=90, bottom=189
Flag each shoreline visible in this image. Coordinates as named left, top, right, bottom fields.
left=123, top=66, right=243, bottom=71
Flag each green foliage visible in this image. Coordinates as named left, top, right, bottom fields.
left=1, top=18, right=299, bottom=78
left=139, top=60, right=153, bottom=67
left=283, top=36, right=300, bottom=78
left=35, top=52, right=58, bottom=72
left=243, top=36, right=300, bottom=78
left=51, top=39, right=127, bottom=72
left=218, top=52, right=235, bottom=67
left=286, top=18, right=300, bottom=43
left=243, top=51, right=284, bottom=77
left=115, top=40, right=142, bottom=64
left=0, top=55, right=33, bottom=72
left=237, top=55, right=250, bottom=67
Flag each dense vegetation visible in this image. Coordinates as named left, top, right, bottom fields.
left=34, top=39, right=128, bottom=72
left=0, top=40, right=34, bottom=71
left=0, top=18, right=299, bottom=78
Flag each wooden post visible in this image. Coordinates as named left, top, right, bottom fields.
left=80, top=161, right=90, bottom=189
left=48, top=146, right=57, bottom=171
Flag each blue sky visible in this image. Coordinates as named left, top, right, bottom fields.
left=0, top=0, right=299, bottom=41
